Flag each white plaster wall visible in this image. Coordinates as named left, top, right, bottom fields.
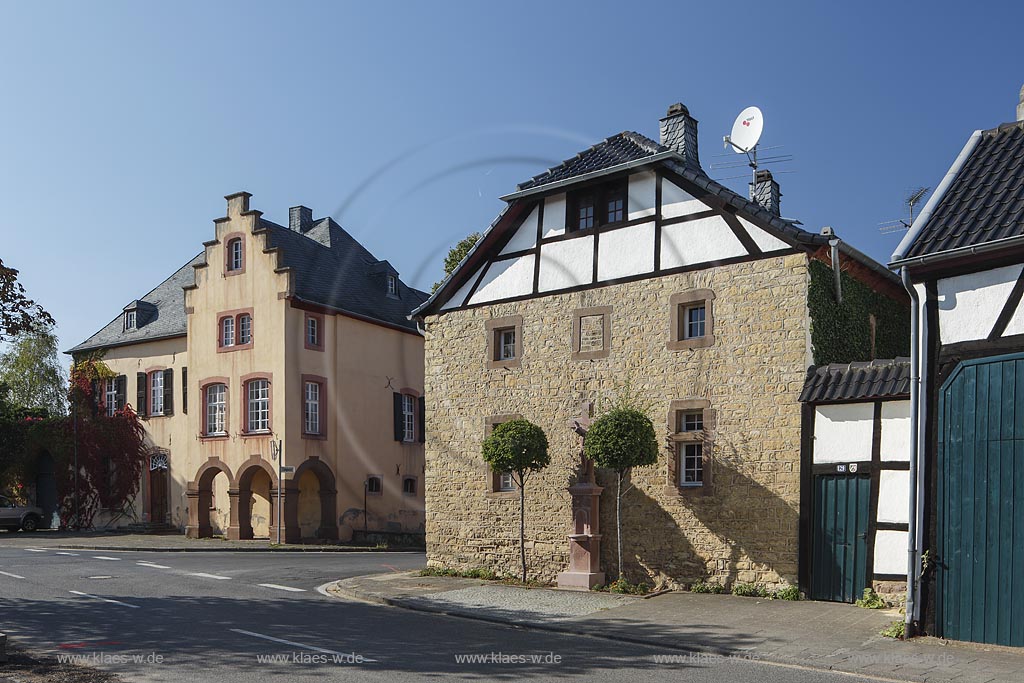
left=627, top=171, right=657, bottom=220
left=660, top=215, right=747, bottom=270
left=1002, top=294, right=1024, bottom=336
left=874, top=530, right=908, bottom=575
left=598, top=223, right=655, bottom=281
left=661, top=179, right=705, bottom=219
left=880, top=400, right=911, bottom=462
left=812, top=403, right=875, bottom=463
left=539, top=237, right=593, bottom=292
left=499, top=205, right=538, bottom=254
left=937, top=264, right=1023, bottom=344
left=878, top=470, right=910, bottom=524
left=739, top=217, right=792, bottom=253
left=441, top=265, right=483, bottom=311
left=468, top=256, right=535, bottom=304
left=543, top=194, right=566, bottom=238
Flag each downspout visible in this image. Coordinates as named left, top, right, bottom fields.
left=901, top=266, right=921, bottom=636
left=829, top=238, right=843, bottom=304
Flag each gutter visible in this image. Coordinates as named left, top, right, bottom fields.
left=901, top=267, right=922, bottom=637
left=890, top=130, right=983, bottom=265
left=889, top=233, right=1024, bottom=270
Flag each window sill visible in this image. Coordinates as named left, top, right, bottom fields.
left=217, top=342, right=253, bottom=354
left=241, top=430, right=272, bottom=439
left=486, top=358, right=521, bottom=370
left=302, top=432, right=327, bottom=441
left=200, top=433, right=229, bottom=442
left=663, top=484, right=709, bottom=497
left=667, top=335, right=715, bottom=351
left=485, top=490, right=519, bottom=500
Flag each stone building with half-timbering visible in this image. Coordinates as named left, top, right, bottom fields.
left=413, top=102, right=911, bottom=590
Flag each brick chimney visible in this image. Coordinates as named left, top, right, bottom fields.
left=289, top=205, right=313, bottom=233
left=659, top=103, right=700, bottom=168
left=1018, top=83, right=1024, bottom=122
left=749, top=169, right=781, bottom=216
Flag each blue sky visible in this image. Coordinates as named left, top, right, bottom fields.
left=1, top=1, right=1022, bottom=355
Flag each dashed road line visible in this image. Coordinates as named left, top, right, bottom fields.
left=55, top=552, right=79, bottom=556
left=69, top=590, right=140, bottom=609
left=258, top=583, right=306, bottom=592
left=92, top=556, right=122, bottom=561
left=189, top=572, right=231, bottom=580
left=0, top=570, right=26, bottom=579
left=230, top=628, right=375, bottom=660
left=136, top=561, right=171, bottom=569
left=24, top=548, right=46, bottom=553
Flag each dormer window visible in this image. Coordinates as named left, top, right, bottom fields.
left=567, top=180, right=627, bottom=232
left=387, top=274, right=398, bottom=297
left=124, top=310, right=137, bottom=331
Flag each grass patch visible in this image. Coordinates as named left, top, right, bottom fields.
left=592, top=578, right=650, bottom=595
left=881, top=620, right=906, bottom=639
left=690, top=580, right=726, bottom=594
left=855, top=588, right=887, bottom=609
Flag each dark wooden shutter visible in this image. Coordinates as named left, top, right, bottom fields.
left=136, top=372, right=148, bottom=417
left=115, top=375, right=127, bottom=411
left=182, top=367, right=188, bottom=414
left=393, top=392, right=403, bottom=441
left=418, top=396, right=426, bottom=443
left=163, top=368, right=174, bottom=416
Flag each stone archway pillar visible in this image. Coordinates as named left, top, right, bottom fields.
left=185, top=489, right=202, bottom=539
left=226, top=488, right=241, bottom=540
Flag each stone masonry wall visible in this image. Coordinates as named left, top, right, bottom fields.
left=424, top=254, right=811, bottom=590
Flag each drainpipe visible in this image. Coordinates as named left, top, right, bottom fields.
left=822, top=227, right=843, bottom=304
left=901, top=266, right=921, bottom=636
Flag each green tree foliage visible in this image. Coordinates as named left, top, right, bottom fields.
left=584, top=407, right=659, bottom=580
left=0, top=257, right=53, bottom=342
left=432, top=232, right=481, bottom=292
left=0, top=323, right=68, bottom=416
left=481, top=419, right=550, bottom=582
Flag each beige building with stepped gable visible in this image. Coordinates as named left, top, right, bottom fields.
left=69, top=192, right=427, bottom=544
left=413, top=103, right=910, bottom=590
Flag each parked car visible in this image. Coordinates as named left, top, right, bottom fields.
left=0, top=495, right=44, bottom=532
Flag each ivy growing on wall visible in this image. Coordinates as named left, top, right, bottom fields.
left=808, top=259, right=911, bottom=365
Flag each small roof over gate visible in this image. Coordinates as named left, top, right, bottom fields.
left=799, top=358, right=911, bottom=404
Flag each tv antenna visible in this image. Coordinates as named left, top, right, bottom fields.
left=722, top=106, right=765, bottom=186
left=879, top=186, right=930, bottom=234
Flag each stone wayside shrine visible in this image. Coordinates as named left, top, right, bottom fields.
left=557, top=403, right=605, bottom=590
left=414, top=101, right=910, bottom=591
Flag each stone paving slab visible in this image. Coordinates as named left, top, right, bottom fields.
left=329, top=572, right=1024, bottom=683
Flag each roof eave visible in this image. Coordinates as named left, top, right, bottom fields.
left=500, top=151, right=680, bottom=201
left=64, top=332, right=188, bottom=357
left=889, top=233, right=1024, bottom=271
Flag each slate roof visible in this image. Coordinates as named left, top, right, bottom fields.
left=516, top=132, right=666, bottom=190
left=70, top=215, right=428, bottom=354
left=901, top=121, right=1024, bottom=260
left=799, top=358, right=911, bottom=404
left=68, top=253, right=206, bottom=354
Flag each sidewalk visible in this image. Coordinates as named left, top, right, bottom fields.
left=328, top=572, right=1024, bottom=683
left=0, top=530, right=421, bottom=553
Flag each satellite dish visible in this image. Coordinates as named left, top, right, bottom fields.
left=727, top=106, right=763, bottom=153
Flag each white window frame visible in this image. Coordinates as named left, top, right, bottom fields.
left=238, top=314, right=252, bottom=345
left=402, top=394, right=416, bottom=443
left=124, top=310, right=136, bottom=330
left=387, top=274, right=398, bottom=296
left=498, top=328, right=516, bottom=361
left=684, top=304, right=706, bottom=340
left=105, top=378, right=118, bottom=417
left=221, top=316, right=235, bottom=347
left=680, top=411, right=703, bottom=433
left=680, top=443, right=703, bottom=487
left=304, top=381, right=321, bottom=435
left=205, top=384, right=227, bottom=436
left=498, top=472, right=515, bottom=492
left=307, top=316, right=319, bottom=347
left=228, top=238, right=243, bottom=271
left=150, top=371, right=164, bottom=416
left=247, top=379, right=270, bottom=433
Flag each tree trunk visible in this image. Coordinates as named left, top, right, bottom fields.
left=616, top=470, right=623, bottom=581
left=519, top=475, right=527, bottom=583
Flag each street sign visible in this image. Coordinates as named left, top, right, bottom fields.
left=280, top=466, right=295, bottom=474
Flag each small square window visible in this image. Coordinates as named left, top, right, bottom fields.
left=367, top=476, right=382, bottom=495
left=577, top=200, right=595, bottom=231
left=680, top=443, right=703, bottom=487
left=606, top=196, right=624, bottom=223
left=498, top=472, right=515, bottom=491
left=679, top=411, right=703, bottom=433
left=402, top=477, right=417, bottom=495
left=684, top=304, right=706, bottom=339
left=669, top=290, right=715, bottom=351
left=486, top=316, right=522, bottom=369
left=497, top=328, right=516, bottom=361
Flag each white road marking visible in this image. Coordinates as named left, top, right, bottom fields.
left=55, top=552, right=79, bottom=556
left=24, top=548, right=46, bottom=552
left=258, top=583, right=306, bottom=593
left=136, top=561, right=171, bottom=569
left=92, top=556, right=122, bottom=561
left=189, top=572, right=231, bottom=580
left=229, top=628, right=376, bottom=661
left=0, top=570, right=25, bottom=579
left=69, top=590, right=140, bottom=609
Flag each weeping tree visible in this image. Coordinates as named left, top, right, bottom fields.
left=584, top=407, right=658, bottom=580
left=481, top=419, right=549, bottom=582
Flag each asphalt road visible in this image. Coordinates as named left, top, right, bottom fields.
left=0, top=544, right=879, bottom=683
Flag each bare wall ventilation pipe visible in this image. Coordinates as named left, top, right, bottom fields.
left=901, top=266, right=921, bottom=637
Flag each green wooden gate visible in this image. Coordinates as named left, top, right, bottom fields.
left=811, top=473, right=871, bottom=602
left=937, top=353, right=1024, bottom=646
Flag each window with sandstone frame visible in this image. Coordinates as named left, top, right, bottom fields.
left=571, top=306, right=612, bottom=361
left=484, top=413, right=522, bottom=496
left=668, top=289, right=716, bottom=351
left=666, top=398, right=713, bottom=495
left=485, top=315, right=523, bottom=369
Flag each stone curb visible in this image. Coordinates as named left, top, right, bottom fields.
left=324, top=575, right=919, bottom=683
left=46, top=544, right=423, bottom=553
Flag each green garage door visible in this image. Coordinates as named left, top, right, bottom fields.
left=937, top=353, right=1024, bottom=646
left=811, top=473, right=871, bottom=603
